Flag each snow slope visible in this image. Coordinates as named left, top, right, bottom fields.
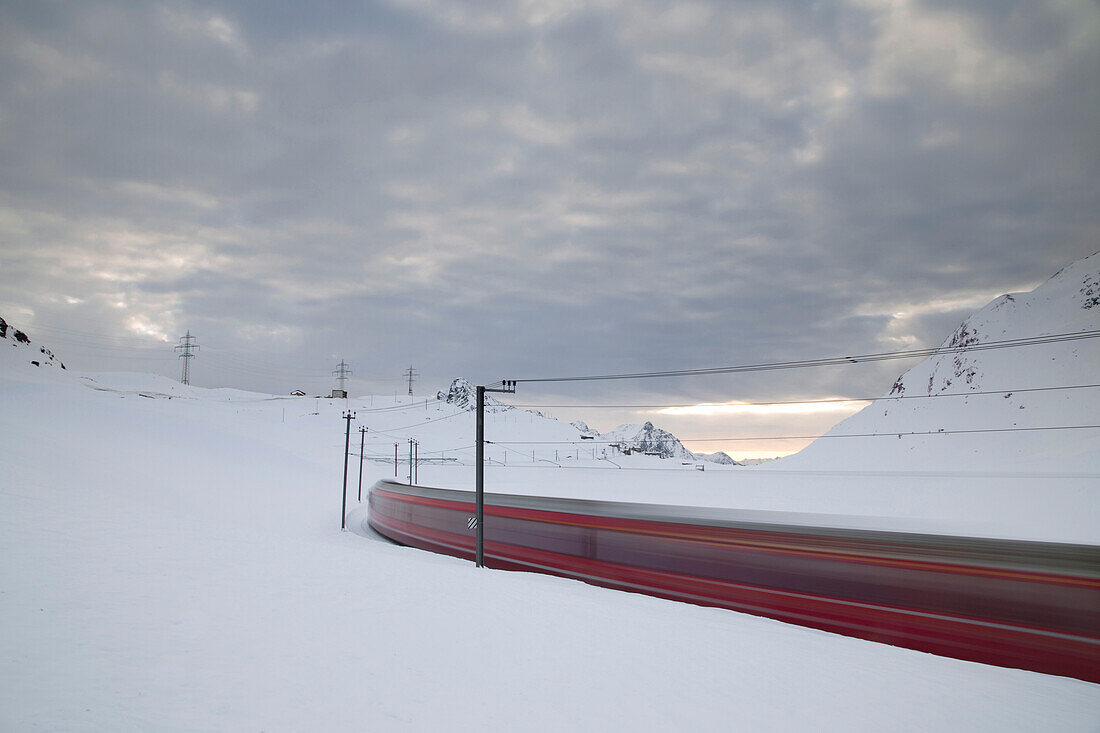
left=2, top=322, right=1098, bottom=730
left=783, top=252, right=1100, bottom=472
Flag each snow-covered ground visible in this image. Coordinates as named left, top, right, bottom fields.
left=3, top=297, right=1099, bottom=730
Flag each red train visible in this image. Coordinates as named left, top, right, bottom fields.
left=367, top=479, right=1100, bottom=682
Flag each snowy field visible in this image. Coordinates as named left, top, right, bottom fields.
left=2, top=345, right=1098, bottom=730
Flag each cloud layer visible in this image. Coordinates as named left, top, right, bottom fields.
left=1, top=0, right=1097, bottom=455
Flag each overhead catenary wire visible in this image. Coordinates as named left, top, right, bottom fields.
left=418, top=460, right=1100, bottom=478
left=351, top=397, right=447, bottom=415
left=489, top=424, right=1100, bottom=445
left=356, top=386, right=1100, bottom=445
left=500, top=329, right=1100, bottom=385
left=498, top=383, right=1100, bottom=410
left=360, top=408, right=471, bottom=438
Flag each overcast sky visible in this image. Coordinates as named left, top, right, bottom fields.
left=1, top=0, right=1098, bottom=457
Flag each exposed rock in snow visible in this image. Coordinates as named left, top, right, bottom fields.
left=0, top=315, right=65, bottom=370
left=436, top=377, right=513, bottom=413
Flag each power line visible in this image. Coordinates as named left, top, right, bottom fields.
left=425, top=460, right=1100, bottom=479
left=365, top=408, right=470, bottom=436
left=196, top=359, right=333, bottom=381
left=348, top=385, right=1100, bottom=440
left=499, top=383, right=1100, bottom=410
left=20, top=332, right=175, bottom=355
left=21, top=324, right=337, bottom=378
left=24, top=322, right=170, bottom=346
left=490, top=424, right=1100, bottom=445
left=506, top=329, right=1100, bottom=385
left=33, top=338, right=172, bottom=355
left=352, top=398, right=446, bottom=415
left=201, top=348, right=331, bottom=376
left=23, top=322, right=323, bottom=365
left=41, top=351, right=177, bottom=362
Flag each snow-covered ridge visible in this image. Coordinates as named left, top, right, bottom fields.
left=783, top=250, right=1100, bottom=471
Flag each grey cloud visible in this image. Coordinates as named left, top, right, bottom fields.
left=0, top=0, right=1097, bottom=431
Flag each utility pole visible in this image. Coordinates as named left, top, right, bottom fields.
left=341, top=410, right=355, bottom=530
left=394, top=442, right=398, bottom=477
left=408, top=438, right=415, bottom=484
left=174, top=331, right=199, bottom=385
left=358, top=426, right=367, bottom=502
left=333, top=360, right=352, bottom=394
left=475, top=380, right=516, bottom=568
left=404, top=366, right=419, bottom=396
left=414, top=440, right=419, bottom=483
left=476, top=387, right=483, bottom=566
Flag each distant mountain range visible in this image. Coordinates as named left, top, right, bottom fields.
left=438, top=379, right=739, bottom=465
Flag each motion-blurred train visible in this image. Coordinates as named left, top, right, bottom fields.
left=367, top=479, right=1100, bottom=682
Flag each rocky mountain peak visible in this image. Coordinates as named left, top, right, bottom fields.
left=571, top=420, right=596, bottom=437
left=602, top=420, right=694, bottom=460
left=436, top=377, right=513, bottom=413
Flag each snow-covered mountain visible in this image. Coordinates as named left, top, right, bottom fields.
left=593, top=421, right=740, bottom=464
left=599, top=421, right=695, bottom=461
left=570, top=420, right=597, bottom=438
left=436, top=377, right=516, bottom=413
left=782, top=251, right=1100, bottom=471
left=695, top=451, right=741, bottom=466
